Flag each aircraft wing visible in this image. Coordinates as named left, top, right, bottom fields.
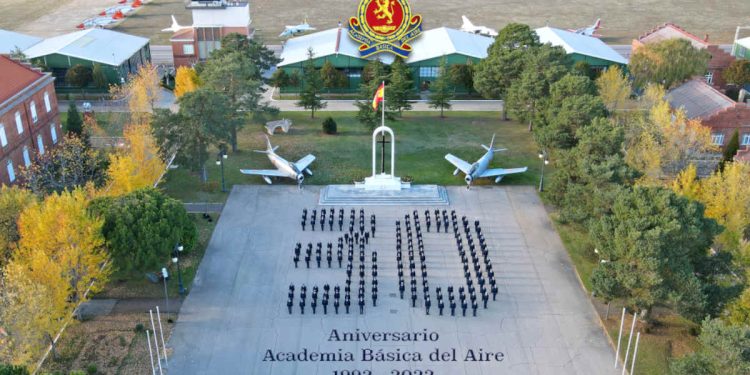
left=479, top=167, right=528, bottom=178
left=240, top=169, right=290, bottom=177
left=294, top=155, right=316, bottom=171
left=445, top=154, right=472, bottom=174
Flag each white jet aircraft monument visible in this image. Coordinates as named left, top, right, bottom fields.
left=240, top=136, right=315, bottom=188
left=445, top=135, right=528, bottom=189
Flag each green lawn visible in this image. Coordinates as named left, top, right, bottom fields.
left=160, top=111, right=545, bottom=202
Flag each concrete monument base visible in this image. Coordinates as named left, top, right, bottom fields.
left=319, top=184, right=449, bottom=205
left=356, top=173, right=411, bottom=191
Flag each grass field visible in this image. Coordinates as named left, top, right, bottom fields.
left=2, top=0, right=748, bottom=45
left=159, top=111, right=543, bottom=201
left=250, top=0, right=749, bottom=44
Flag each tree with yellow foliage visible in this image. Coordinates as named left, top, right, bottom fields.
left=671, top=164, right=701, bottom=201
left=595, top=65, right=631, bottom=111
left=0, top=263, right=57, bottom=367
left=1, top=189, right=110, bottom=366
left=174, top=66, right=200, bottom=98
left=0, top=186, right=35, bottom=268
left=105, top=124, right=166, bottom=196
left=15, top=188, right=110, bottom=305
left=110, top=63, right=162, bottom=125
left=625, top=85, right=715, bottom=183
left=698, top=162, right=750, bottom=250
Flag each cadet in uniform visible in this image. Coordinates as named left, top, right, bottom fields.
left=311, top=209, right=316, bottom=231
left=326, top=243, right=333, bottom=268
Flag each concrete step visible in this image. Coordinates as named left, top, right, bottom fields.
left=319, top=185, right=450, bottom=206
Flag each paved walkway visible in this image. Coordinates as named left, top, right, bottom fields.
left=184, top=202, right=225, bottom=214
left=58, top=87, right=177, bottom=113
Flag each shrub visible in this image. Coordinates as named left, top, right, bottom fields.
left=134, top=323, right=145, bottom=333
left=322, top=117, right=337, bottom=134
left=85, top=364, right=97, bottom=375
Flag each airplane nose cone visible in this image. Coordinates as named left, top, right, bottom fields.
left=465, top=175, right=473, bottom=185
left=297, top=175, right=305, bottom=184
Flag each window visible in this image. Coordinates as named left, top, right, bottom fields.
left=44, top=92, right=51, bottom=112
left=743, top=133, right=750, bottom=146
left=50, top=124, right=57, bottom=144
left=705, top=71, right=714, bottom=85
left=30, top=101, right=37, bottom=123
left=712, top=133, right=725, bottom=146
left=37, top=134, right=44, bottom=155
left=182, top=44, right=195, bottom=55
left=419, top=67, right=439, bottom=78
left=6, top=160, right=15, bottom=183
left=22, top=147, right=30, bottom=167
left=0, top=125, right=6, bottom=147
left=14, top=112, right=23, bottom=134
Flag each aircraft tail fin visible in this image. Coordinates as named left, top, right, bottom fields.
left=481, top=134, right=506, bottom=152
left=254, top=135, right=279, bottom=154
left=594, top=18, right=601, bottom=29
left=461, top=15, right=474, bottom=29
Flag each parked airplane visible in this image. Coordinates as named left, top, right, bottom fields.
left=445, top=135, right=528, bottom=189
left=569, top=19, right=602, bottom=37
left=240, top=136, right=316, bottom=188
left=279, top=20, right=316, bottom=38
left=162, top=15, right=190, bottom=33
left=78, top=16, right=116, bottom=29
left=459, top=15, right=498, bottom=37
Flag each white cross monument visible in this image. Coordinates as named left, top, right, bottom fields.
left=356, top=125, right=410, bottom=191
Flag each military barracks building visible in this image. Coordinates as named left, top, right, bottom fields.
left=23, top=28, right=151, bottom=91
left=277, top=26, right=494, bottom=93
left=0, top=55, right=61, bottom=185
left=277, top=25, right=627, bottom=93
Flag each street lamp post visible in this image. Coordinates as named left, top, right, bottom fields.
left=538, top=150, right=549, bottom=192
left=216, top=148, right=228, bottom=192
left=172, top=244, right=185, bottom=296
left=161, top=267, right=170, bottom=320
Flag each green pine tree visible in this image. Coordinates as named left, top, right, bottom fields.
left=355, top=60, right=394, bottom=130
left=92, top=63, right=107, bottom=89
left=65, top=102, right=83, bottom=136
left=387, top=58, right=414, bottom=115
left=296, top=48, right=326, bottom=118
left=428, top=57, right=454, bottom=118
left=720, top=129, right=740, bottom=171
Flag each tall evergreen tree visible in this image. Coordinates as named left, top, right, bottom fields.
left=355, top=60, right=393, bottom=129
left=721, top=129, right=740, bottom=171
left=387, top=58, right=414, bottom=115
left=65, top=102, right=83, bottom=136
left=296, top=49, right=326, bottom=118
left=474, top=23, right=541, bottom=119
left=428, top=57, right=454, bottom=118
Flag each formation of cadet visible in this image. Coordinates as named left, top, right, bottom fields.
left=293, top=206, right=499, bottom=317
left=300, top=207, right=348, bottom=233
left=395, top=208, right=499, bottom=317
left=289, top=207, right=378, bottom=315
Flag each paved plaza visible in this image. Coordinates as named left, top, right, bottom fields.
left=168, top=185, right=618, bottom=375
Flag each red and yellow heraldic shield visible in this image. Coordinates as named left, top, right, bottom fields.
left=348, top=0, right=423, bottom=58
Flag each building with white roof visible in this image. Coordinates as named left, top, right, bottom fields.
left=277, top=26, right=493, bottom=92
left=0, top=30, right=42, bottom=55
left=24, top=28, right=150, bottom=89
left=734, top=36, right=750, bottom=60
left=535, top=26, right=627, bottom=69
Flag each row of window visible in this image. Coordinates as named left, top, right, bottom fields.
left=5, top=125, right=57, bottom=183
left=712, top=133, right=750, bottom=146
left=0, top=92, right=53, bottom=147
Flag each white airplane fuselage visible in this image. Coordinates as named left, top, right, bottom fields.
left=268, top=152, right=304, bottom=184
left=465, top=150, right=494, bottom=184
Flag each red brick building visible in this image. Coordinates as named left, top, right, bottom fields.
left=666, top=79, right=750, bottom=150
left=169, top=0, right=252, bottom=68
left=0, top=55, right=61, bottom=185
left=633, top=23, right=735, bottom=89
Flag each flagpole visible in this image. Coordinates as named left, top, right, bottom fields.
left=380, top=81, right=385, bottom=174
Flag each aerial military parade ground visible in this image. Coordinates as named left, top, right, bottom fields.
left=2, top=0, right=750, bottom=374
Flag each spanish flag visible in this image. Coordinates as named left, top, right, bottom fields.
left=372, top=82, right=385, bottom=110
